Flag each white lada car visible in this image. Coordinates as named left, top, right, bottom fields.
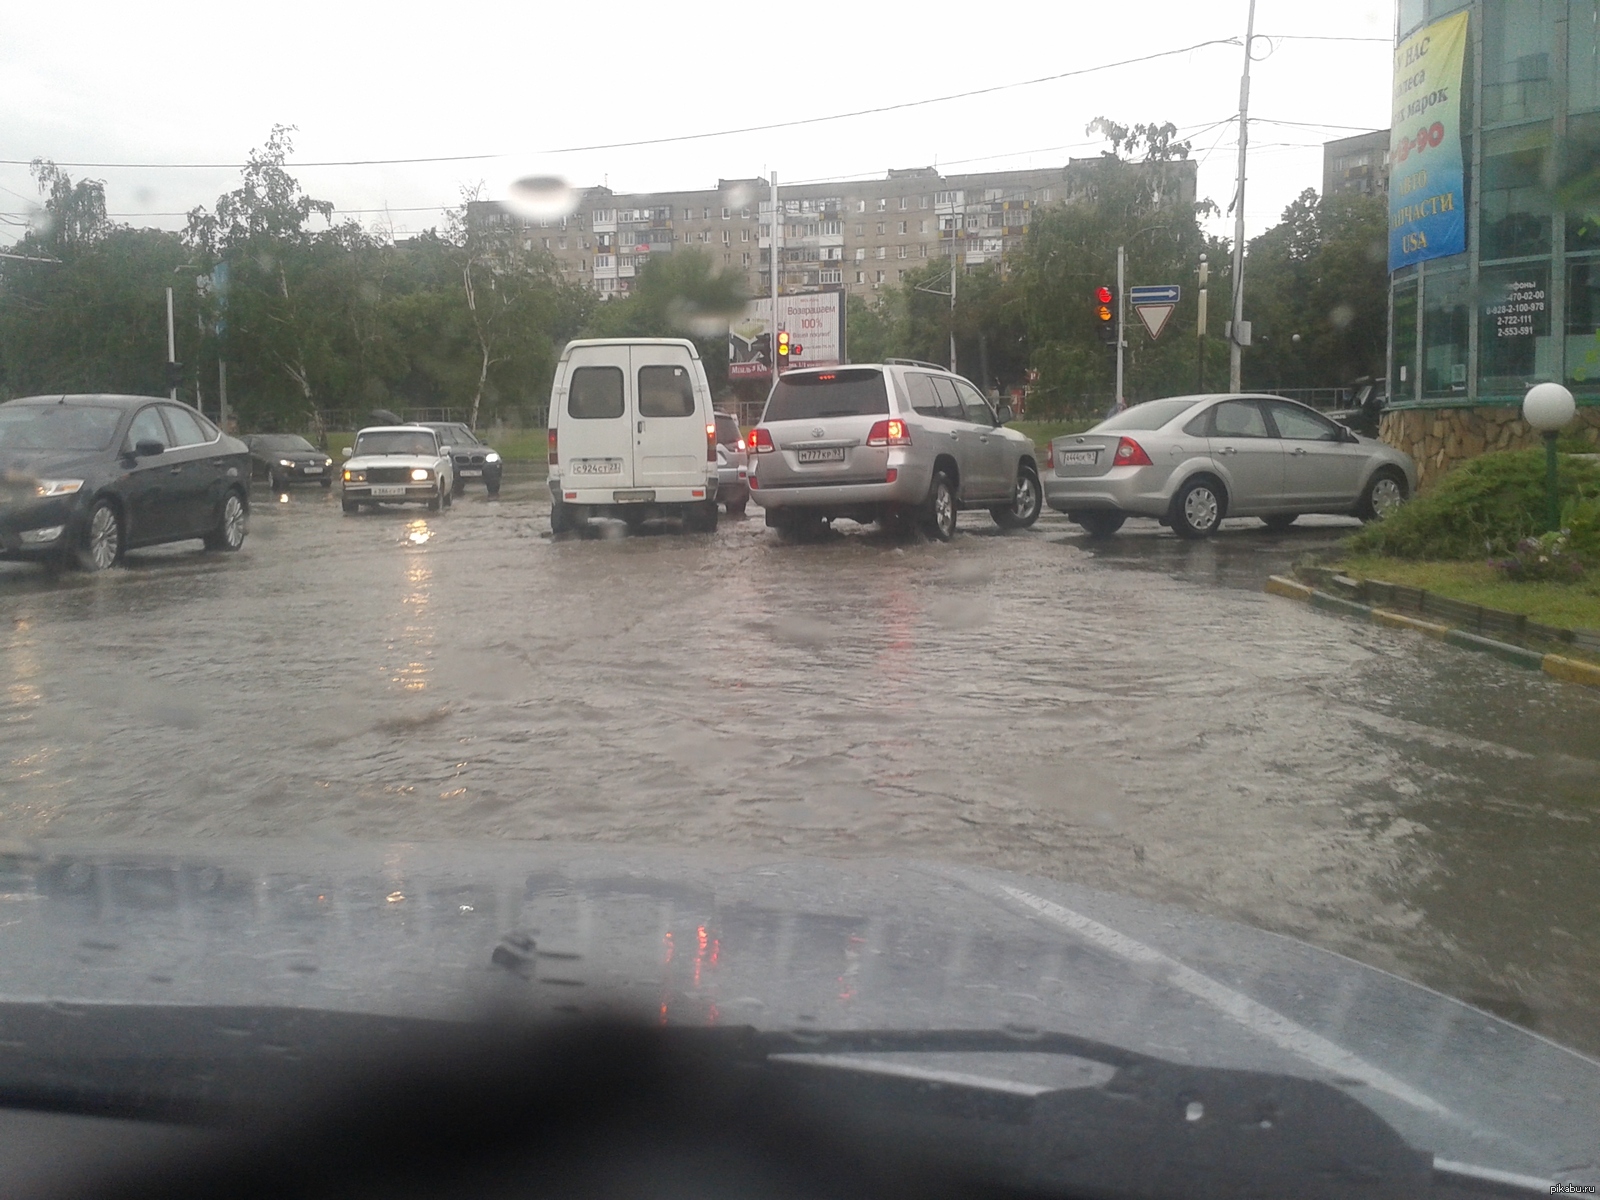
left=339, top=426, right=455, bottom=514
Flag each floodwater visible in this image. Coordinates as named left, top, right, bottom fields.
left=3, top=468, right=1599, bottom=1055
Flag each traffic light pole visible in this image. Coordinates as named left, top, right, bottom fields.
left=1197, top=255, right=1209, bottom=392
left=1228, top=0, right=1258, bottom=393
left=1114, top=244, right=1125, bottom=411
left=165, top=286, right=177, bottom=401
left=770, top=172, right=781, bottom=377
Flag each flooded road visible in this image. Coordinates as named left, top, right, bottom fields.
left=3, top=468, right=1599, bottom=1055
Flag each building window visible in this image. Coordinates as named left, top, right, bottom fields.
left=898, top=245, right=907, bottom=258
left=899, top=197, right=908, bottom=210
left=920, top=196, right=930, bottom=208
left=741, top=228, right=750, bottom=242
left=558, top=237, right=567, bottom=249
left=854, top=248, right=866, bottom=263
left=821, top=220, right=841, bottom=235
left=919, top=220, right=928, bottom=233
left=740, top=206, right=749, bottom=217
left=820, top=269, right=842, bottom=284
left=721, top=207, right=730, bottom=219
left=876, top=222, right=885, bottom=236
left=722, top=230, right=731, bottom=244
left=742, top=252, right=751, bottom=265
left=1481, top=125, right=1551, bottom=260
left=876, top=246, right=886, bottom=260
left=877, top=198, right=887, bottom=210
left=855, top=271, right=864, bottom=284
left=857, top=199, right=866, bottom=212
left=919, top=244, right=928, bottom=258
left=541, top=237, right=550, bottom=249
left=965, top=215, right=980, bottom=230
left=1479, top=264, right=1553, bottom=396
left=876, top=270, right=885, bottom=282
left=704, top=207, right=711, bottom=219
left=1482, top=0, right=1555, bottom=124
left=1039, top=189, right=1051, bottom=202
left=1566, top=259, right=1600, bottom=396
left=1421, top=267, right=1470, bottom=399
left=897, top=221, right=908, bottom=234
left=855, top=224, right=864, bottom=236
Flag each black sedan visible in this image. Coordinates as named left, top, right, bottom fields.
left=244, top=433, right=335, bottom=489
left=0, top=394, right=251, bottom=571
left=410, top=422, right=503, bottom=496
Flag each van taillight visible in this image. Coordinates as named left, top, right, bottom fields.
left=749, top=427, right=775, bottom=453
left=706, top=422, right=717, bottom=462
left=548, top=428, right=558, bottom=465
left=866, top=419, right=911, bottom=447
left=1114, top=437, right=1153, bottom=466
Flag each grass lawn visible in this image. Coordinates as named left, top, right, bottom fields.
left=1334, top=555, right=1600, bottom=631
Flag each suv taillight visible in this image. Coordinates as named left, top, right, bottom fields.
left=749, top=427, right=775, bottom=453
left=865, top=419, right=911, bottom=447
left=548, top=427, right=558, bottom=466
left=1114, top=436, right=1153, bottom=467
left=706, top=422, right=717, bottom=462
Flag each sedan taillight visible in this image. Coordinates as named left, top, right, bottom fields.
left=749, top=427, right=775, bottom=453
left=865, top=419, right=911, bottom=447
left=1114, top=437, right=1153, bottom=467
left=1043, top=442, right=1054, bottom=470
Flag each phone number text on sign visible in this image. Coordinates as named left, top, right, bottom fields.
left=1487, top=282, right=1546, bottom=338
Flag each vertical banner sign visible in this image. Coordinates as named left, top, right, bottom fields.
left=1389, top=10, right=1468, bottom=271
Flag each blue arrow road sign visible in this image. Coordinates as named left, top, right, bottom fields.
left=1130, top=285, right=1180, bottom=306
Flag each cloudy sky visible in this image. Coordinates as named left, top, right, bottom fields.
left=0, top=1, right=1393, bottom=249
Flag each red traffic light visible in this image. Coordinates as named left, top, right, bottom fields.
left=1094, top=286, right=1113, bottom=306
left=791, top=343, right=803, bottom=357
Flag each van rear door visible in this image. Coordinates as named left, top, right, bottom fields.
left=630, top=344, right=707, bottom=491
left=559, top=344, right=633, bottom=489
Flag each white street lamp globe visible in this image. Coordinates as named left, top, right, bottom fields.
left=1523, top=382, right=1576, bottom=432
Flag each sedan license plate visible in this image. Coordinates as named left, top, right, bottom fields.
left=1059, top=450, right=1099, bottom=466
left=369, top=485, right=406, bottom=497
left=796, top=447, right=846, bottom=464
left=460, top=469, right=482, bottom=477
left=570, top=459, right=622, bottom=475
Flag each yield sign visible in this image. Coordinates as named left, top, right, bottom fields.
left=1134, top=303, right=1176, bottom=340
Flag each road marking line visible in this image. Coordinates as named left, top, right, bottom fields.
left=991, top=882, right=1458, bottom=1120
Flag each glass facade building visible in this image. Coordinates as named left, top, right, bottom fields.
left=1390, top=0, right=1600, bottom=409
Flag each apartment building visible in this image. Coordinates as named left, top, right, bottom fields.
left=466, top=159, right=1197, bottom=301
left=1322, top=130, right=1391, bottom=199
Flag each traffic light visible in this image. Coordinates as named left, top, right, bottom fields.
left=1094, top=286, right=1116, bottom=344
left=776, top=330, right=790, bottom=360
left=164, top=361, right=184, bottom=390
left=791, top=342, right=803, bottom=358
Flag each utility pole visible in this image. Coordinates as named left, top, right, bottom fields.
left=770, top=172, right=781, bottom=377
left=1115, top=244, right=1126, bottom=410
left=950, top=197, right=959, bottom=374
left=165, top=286, right=177, bottom=401
left=1228, top=0, right=1258, bottom=393
left=1197, top=255, right=1209, bottom=392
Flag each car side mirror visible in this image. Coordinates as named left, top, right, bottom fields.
left=1340, top=425, right=1360, bottom=443
left=996, top=404, right=1014, bottom=424
left=439, top=446, right=452, bottom=456
left=134, top=439, right=166, bottom=458
left=342, top=446, right=353, bottom=458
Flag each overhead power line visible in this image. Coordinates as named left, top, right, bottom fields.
left=0, top=37, right=1240, bottom=171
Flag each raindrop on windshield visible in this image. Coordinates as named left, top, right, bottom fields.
left=504, top=176, right=578, bottom=222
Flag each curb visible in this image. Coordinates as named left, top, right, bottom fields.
left=1264, top=576, right=1600, bottom=690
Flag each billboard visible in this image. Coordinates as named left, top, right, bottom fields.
left=1388, top=10, right=1468, bottom=272
left=728, top=291, right=846, bottom=380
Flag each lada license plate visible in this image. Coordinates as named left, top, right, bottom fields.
left=796, top=447, right=846, bottom=464
left=1059, top=450, right=1099, bottom=466
left=571, top=459, right=622, bottom=475
left=370, top=485, right=406, bottom=497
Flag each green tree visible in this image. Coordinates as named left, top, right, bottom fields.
left=585, top=250, right=747, bottom=388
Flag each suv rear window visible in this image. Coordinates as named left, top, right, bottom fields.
left=714, top=414, right=741, bottom=445
left=764, top=369, right=888, bottom=422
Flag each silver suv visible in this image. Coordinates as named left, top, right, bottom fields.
left=747, top=361, right=1041, bottom=540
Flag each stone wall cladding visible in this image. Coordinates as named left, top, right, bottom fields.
left=1379, top=406, right=1600, bottom=489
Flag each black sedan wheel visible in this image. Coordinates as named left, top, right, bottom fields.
left=76, top=499, right=123, bottom=572
left=203, top=491, right=248, bottom=552
left=1171, top=477, right=1225, bottom=539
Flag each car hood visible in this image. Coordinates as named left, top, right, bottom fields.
left=345, top=454, right=440, bottom=471
left=0, top=839, right=1592, bottom=1185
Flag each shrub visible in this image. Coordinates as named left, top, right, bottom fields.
left=1490, top=531, right=1585, bottom=582
left=1345, top=448, right=1600, bottom=561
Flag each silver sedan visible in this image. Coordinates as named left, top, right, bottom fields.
left=1042, top=394, right=1417, bottom=539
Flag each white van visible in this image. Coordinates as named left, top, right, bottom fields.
left=546, top=338, right=720, bottom=533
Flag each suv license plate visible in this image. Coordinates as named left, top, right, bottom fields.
left=797, top=447, right=846, bottom=464
left=370, top=485, right=406, bottom=497
left=614, top=490, right=655, bottom=503
left=1059, top=450, right=1099, bottom=466
left=460, top=469, right=482, bottom=477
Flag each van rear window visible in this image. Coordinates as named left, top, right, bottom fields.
left=638, top=365, right=695, bottom=417
left=568, top=367, right=624, bottom=419
left=764, top=369, right=888, bottom=422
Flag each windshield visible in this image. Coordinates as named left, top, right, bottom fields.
left=0, top=404, right=121, bottom=452
left=1090, top=398, right=1206, bottom=432
left=5, top=4, right=1600, bottom=1190
left=254, top=435, right=317, bottom=453
left=764, top=370, right=888, bottom=421
left=354, top=430, right=438, bottom=456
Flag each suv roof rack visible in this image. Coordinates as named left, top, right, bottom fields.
left=882, top=358, right=950, bottom=372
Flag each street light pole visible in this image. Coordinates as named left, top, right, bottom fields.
left=1524, top=383, right=1577, bottom=531
left=165, top=286, right=177, bottom=401
left=1115, top=244, right=1126, bottom=410
left=770, top=172, right=780, bottom=377
left=1229, top=0, right=1258, bottom=393
left=1197, top=255, right=1209, bottom=392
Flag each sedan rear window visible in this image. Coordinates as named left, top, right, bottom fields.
left=764, top=369, right=888, bottom=422
left=1093, top=398, right=1206, bottom=432
left=0, top=404, right=121, bottom=452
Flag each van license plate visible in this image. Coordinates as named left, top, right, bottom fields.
left=1059, top=450, right=1098, bottom=466
left=614, top=490, right=655, bottom=503
left=570, top=459, right=623, bottom=475
left=797, top=447, right=846, bottom=463
left=370, top=486, right=406, bottom=497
